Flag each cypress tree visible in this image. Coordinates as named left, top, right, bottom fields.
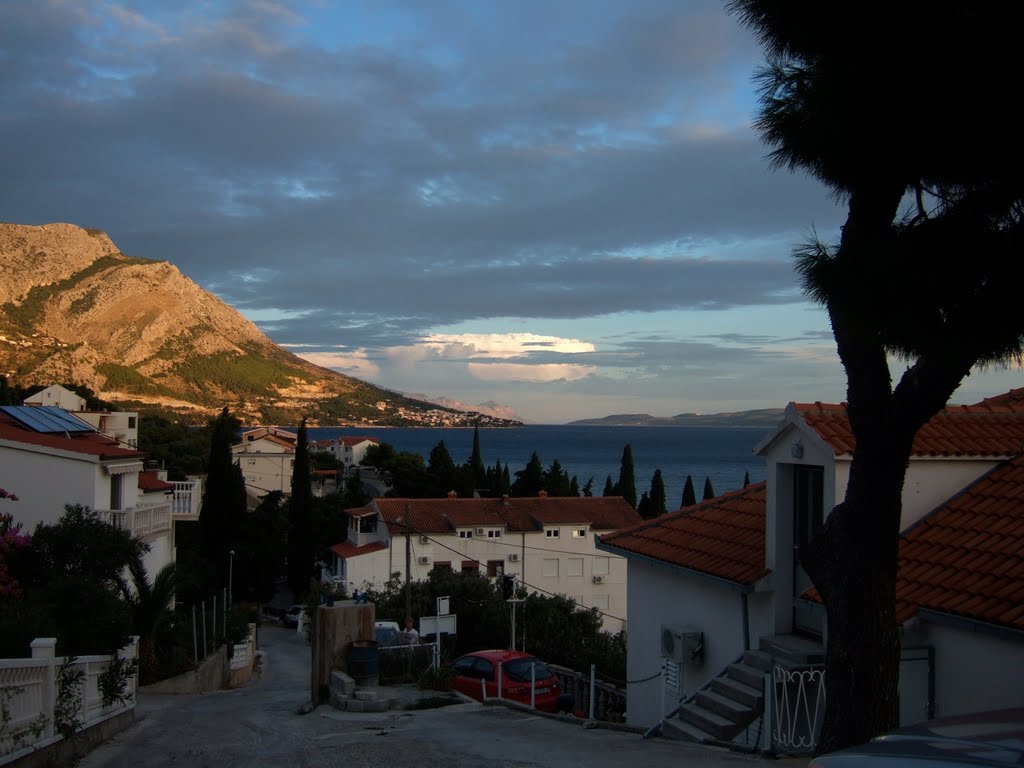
left=650, top=469, right=667, bottom=516
left=637, top=491, right=653, bottom=519
left=469, top=422, right=487, bottom=491
left=197, top=407, right=245, bottom=590
left=602, top=475, right=615, bottom=497
left=287, top=418, right=314, bottom=600
left=616, top=444, right=637, bottom=508
left=743, top=470, right=751, bottom=488
left=702, top=476, right=715, bottom=501
left=681, top=475, right=697, bottom=508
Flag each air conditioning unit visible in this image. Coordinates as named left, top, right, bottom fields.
left=592, top=575, right=604, bottom=584
left=508, top=553, right=520, bottom=562
left=417, top=556, right=430, bottom=565
left=419, top=535, right=429, bottom=545
left=476, top=528, right=486, bottom=536
left=660, top=625, right=704, bottom=665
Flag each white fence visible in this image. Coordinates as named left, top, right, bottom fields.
left=97, top=502, right=172, bottom=539
left=769, top=664, right=825, bottom=754
left=171, top=479, right=202, bottom=519
left=0, top=637, right=138, bottom=765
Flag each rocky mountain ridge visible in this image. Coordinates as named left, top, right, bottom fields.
left=0, top=222, right=520, bottom=427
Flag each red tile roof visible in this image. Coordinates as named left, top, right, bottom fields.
left=791, top=400, right=1024, bottom=458
left=598, top=483, right=770, bottom=587
left=138, top=471, right=174, bottom=492
left=330, top=540, right=388, bottom=559
left=341, top=437, right=378, bottom=447
left=893, top=453, right=1024, bottom=631
left=371, top=496, right=642, bottom=536
left=0, top=412, right=146, bottom=460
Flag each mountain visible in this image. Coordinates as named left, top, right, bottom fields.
left=410, top=395, right=524, bottom=423
left=0, top=222, right=520, bottom=427
left=568, top=409, right=785, bottom=427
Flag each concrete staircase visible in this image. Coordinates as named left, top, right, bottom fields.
left=661, top=635, right=823, bottom=744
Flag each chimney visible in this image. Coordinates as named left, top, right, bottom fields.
left=538, top=490, right=548, bottom=498
left=502, top=494, right=510, bottom=506
left=447, top=490, right=457, bottom=499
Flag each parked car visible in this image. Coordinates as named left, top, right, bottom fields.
left=809, top=708, right=1024, bottom=768
left=448, top=649, right=573, bottom=713
left=282, top=605, right=305, bottom=628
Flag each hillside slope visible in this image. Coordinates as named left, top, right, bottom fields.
left=0, top=222, right=517, bottom=426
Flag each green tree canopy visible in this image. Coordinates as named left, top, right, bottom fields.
left=511, top=452, right=544, bottom=497
left=681, top=475, right=697, bottom=508
left=649, top=469, right=667, bottom=517
left=288, top=418, right=314, bottom=600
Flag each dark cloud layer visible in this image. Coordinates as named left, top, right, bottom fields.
left=0, top=0, right=860, bottom=419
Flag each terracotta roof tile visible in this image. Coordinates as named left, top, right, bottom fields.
left=892, top=453, right=1024, bottom=631
left=792, top=400, right=1024, bottom=457
left=330, top=540, right=388, bottom=559
left=138, top=471, right=174, bottom=492
left=598, top=483, right=770, bottom=586
left=371, top=496, right=641, bottom=536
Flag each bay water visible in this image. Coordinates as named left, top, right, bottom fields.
left=309, top=424, right=773, bottom=508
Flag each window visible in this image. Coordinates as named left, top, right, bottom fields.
left=592, top=594, right=609, bottom=610
left=357, top=516, right=377, bottom=534
left=109, top=474, right=123, bottom=511
left=127, top=416, right=136, bottom=429
left=567, top=558, right=584, bottom=577
left=571, top=528, right=586, bottom=538
left=461, top=560, right=478, bottom=575
left=542, top=558, right=559, bottom=577
left=433, top=561, right=452, bottom=572
left=545, top=528, right=560, bottom=538
left=486, top=560, right=504, bottom=577
left=487, top=530, right=502, bottom=539
left=592, top=556, right=610, bottom=576
left=459, top=530, right=474, bottom=539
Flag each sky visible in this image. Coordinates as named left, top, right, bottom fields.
left=1, top=1, right=1019, bottom=423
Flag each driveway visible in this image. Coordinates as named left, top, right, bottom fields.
left=80, top=626, right=789, bottom=768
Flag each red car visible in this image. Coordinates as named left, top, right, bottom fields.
left=449, top=649, right=573, bottom=713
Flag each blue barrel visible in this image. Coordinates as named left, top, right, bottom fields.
left=348, top=640, right=379, bottom=686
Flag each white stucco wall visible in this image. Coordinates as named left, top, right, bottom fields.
left=623, top=557, right=771, bottom=729
left=901, top=619, right=1024, bottom=722
left=0, top=444, right=105, bottom=530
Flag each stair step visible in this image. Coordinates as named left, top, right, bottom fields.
left=742, top=649, right=774, bottom=672
left=759, top=635, right=825, bottom=666
left=660, top=717, right=712, bottom=743
left=678, top=702, right=735, bottom=740
left=711, top=675, right=764, bottom=710
left=727, top=661, right=767, bottom=690
left=696, top=689, right=754, bottom=723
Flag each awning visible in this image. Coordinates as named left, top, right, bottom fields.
left=104, top=461, right=144, bottom=476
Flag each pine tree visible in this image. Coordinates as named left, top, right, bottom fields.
left=569, top=476, right=580, bottom=497
left=427, top=440, right=457, bottom=496
left=616, top=444, right=637, bottom=508
left=511, top=452, right=544, bottom=497
left=581, top=477, right=594, bottom=497
left=637, top=492, right=653, bottom=519
left=681, top=475, right=697, bottom=508
left=650, top=469, right=667, bottom=516
left=602, top=475, right=615, bottom=497
left=287, top=418, right=314, bottom=600
left=702, top=476, right=715, bottom=501
left=743, top=470, right=751, bottom=488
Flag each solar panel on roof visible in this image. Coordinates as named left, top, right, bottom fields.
left=0, top=405, right=97, bottom=434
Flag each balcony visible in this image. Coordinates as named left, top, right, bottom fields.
left=98, top=502, right=172, bottom=539
left=170, top=480, right=201, bottom=520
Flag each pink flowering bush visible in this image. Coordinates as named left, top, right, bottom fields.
left=1, top=487, right=31, bottom=598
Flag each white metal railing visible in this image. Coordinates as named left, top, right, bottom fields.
left=770, top=664, right=825, bottom=754
left=0, top=637, right=138, bottom=764
left=97, top=503, right=172, bottom=539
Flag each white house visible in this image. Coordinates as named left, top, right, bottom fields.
left=599, top=389, right=1024, bottom=742
left=327, top=493, right=643, bottom=632
left=232, top=427, right=298, bottom=499
left=22, top=384, right=85, bottom=411
left=0, top=405, right=183, bottom=581
left=310, top=436, right=380, bottom=470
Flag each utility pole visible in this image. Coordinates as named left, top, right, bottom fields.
left=405, top=503, right=412, bottom=621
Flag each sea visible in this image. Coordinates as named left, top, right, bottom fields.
left=307, top=425, right=773, bottom=506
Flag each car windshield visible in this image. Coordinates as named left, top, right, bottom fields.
left=375, top=628, right=399, bottom=646
left=503, top=658, right=554, bottom=682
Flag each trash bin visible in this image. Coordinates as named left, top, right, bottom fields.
left=348, top=640, right=380, bottom=686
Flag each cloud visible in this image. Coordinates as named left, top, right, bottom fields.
left=467, top=362, right=598, bottom=383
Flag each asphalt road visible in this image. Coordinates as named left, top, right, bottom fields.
left=79, top=625, right=787, bottom=768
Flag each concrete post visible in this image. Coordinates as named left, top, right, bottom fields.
left=31, top=638, right=57, bottom=739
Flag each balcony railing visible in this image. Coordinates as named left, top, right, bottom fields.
left=97, top=502, right=172, bottom=539
left=171, top=480, right=201, bottom=519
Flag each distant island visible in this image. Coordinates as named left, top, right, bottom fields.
left=568, top=408, right=785, bottom=427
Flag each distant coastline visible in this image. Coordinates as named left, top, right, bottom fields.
left=567, top=408, right=784, bottom=428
